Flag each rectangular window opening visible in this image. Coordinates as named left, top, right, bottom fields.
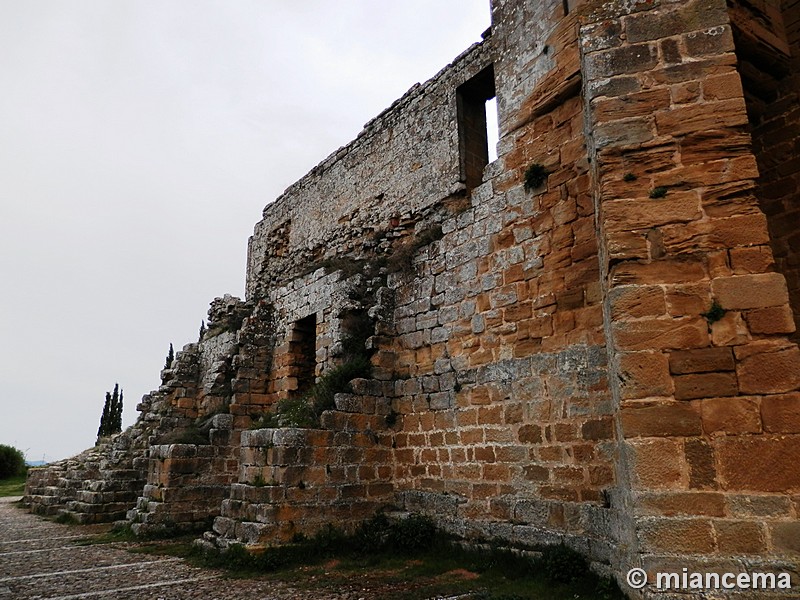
left=486, top=97, right=499, bottom=163
left=291, top=314, right=317, bottom=397
left=457, top=64, right=496, bottom=192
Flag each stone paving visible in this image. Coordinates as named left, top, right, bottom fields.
left=0, top=498, right=379, bottom=600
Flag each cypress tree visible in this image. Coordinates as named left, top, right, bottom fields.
left=97, top=383, right=124, bottom=443
left=165, top=343, right=174, bottom=369
left=199, top=320, right=206, bottom=341
left=114, top=387, right=124, bottom=433
left=110, top=383, right=123, bottom=435
left=96, top=391, right=112, bottom=443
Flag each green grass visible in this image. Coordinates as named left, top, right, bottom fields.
left=184, top=516, right=624, bottom=600
left=275, top=548, right=612, bottom=599
left=62, top=513, right=625, bottom=599
left=0, top=474, right=26, bottom=497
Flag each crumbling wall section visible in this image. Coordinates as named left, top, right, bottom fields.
left=128, top=297, right=256, bottom=533
left=206, top=399, right=393, bottom=549
left=245, top=41, right=494, bottom=298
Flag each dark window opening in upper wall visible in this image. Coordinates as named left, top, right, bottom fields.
left=291, top=314, right=317, bottom=397
left=457, top=64, right=496, bottom=192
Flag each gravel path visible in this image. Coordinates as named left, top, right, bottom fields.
left=0, top=497, right=380, bottom=600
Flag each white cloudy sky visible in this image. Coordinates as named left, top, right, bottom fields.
left=0, top=1, right=491, bottom=462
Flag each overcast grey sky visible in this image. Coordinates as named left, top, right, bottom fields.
left=0, top=1, right=490, bottom=462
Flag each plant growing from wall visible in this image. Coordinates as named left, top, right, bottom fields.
left=164, top=343, right=174, bottom=369
left=649, top=186, right=668, bottom=199
left=199, top=321, right=206, bottom=341
left=259, top=356, right=373, bottom=428
left=701, top=300, right=727, bottom=323
left=523, top=163, right=548, bottom=191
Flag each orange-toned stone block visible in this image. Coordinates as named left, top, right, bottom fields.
left=761, top=393, right=800, bottom=433
left=654, top=98, right=748, bottom=137
left=718, top=436, right=800, bottom=492
left=610, top=285, right=667, bottom=319
left=603, top=193, right=702, bottom=232
left=637, top=518, right=716, bottom=553
left=737, top=345, right=800, bottom=394
left=673, top=372, right=738, bottom=400
left=666, top=283, right=712, bottom=317
left=702, top=71, right=744, bottom=101
left=711, top=273, right=790, bottom=310
left=617, top=351, right=673, bottom=399
left=612, top=258, right=707, bottom=287
left=700, top=397, right=761, bottom=434
left=621, top=402, right=702, bottom=437
left=636, top=491, right=726, bottom=517
left=669, top=347, right=734, bottom=374
left=709, top=311, right=750, bottom=346
left=714, top=520, right=766, bottom=554
left=729, top=245, right=774, bottom=274
left=627, top=438, right=685, bottom=490
left=613, top=316, right=708, bottom=351
left=745, top=305, right=796, bottom=335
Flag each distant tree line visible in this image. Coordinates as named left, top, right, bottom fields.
left=0, top=444, right=26, bottom=479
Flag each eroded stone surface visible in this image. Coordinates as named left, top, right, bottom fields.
left=23, top=0, right=800, bottom=596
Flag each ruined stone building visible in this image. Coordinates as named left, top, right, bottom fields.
left=25, top=0, right=800, bottom=596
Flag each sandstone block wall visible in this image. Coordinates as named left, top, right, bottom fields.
left=26, top=0, right=800, bottom=596
left=578, top=0, right=800, bottom=594
left=208, top=411, right=394, bottom=548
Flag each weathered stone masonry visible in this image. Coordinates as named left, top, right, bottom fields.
left=26, top=0, right=800, bottom=596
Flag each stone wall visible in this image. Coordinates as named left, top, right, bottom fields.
left=25, top=0, right=800, bottom=596
left=579, top=0, right=800, bottom=594
left=386, top=8, right=618, bottom=561
left=244, top=39, right=494, bottom=299
left=734, top=0, right=800, bottom=341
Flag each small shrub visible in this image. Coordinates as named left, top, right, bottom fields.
left=701, top=300, right=727, bottom=324
left=355, top=513, right=392, bottom=553
left=523, top=163, right=548, bottom=191
left=250, top=413, right=280, bottom=429
left=0, top=445, right=26, bottom=479
left=306, top=356, right=372, bottom=415
left=649, top=186, right=668, bottom=199
left=257, top=356, right=372, bottom=428
left=268, top=397, right=316, bottom=428
left=353, top=513, right=439, bottom=554
left=623, top=172, right=637, bottom=182
left=538, top=543, right=588, bottom=584
left=338, top=310, right=373, bottom=359
left=389, top=514, right=438, bottom=552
